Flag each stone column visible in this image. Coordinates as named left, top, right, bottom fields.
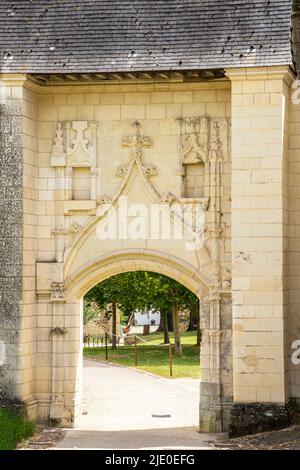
left=199, top=289, right=222, bottom=432
left=228, top=66, right=293, bottom=435
left=199, top=288, right=232, bottom=432
left=199, top=116, right=233, bottom=432
left=49, top=282, right=66, bottom=424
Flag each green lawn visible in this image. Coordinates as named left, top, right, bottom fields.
left=84, top=331, right=200, bottom=378
left=0, top=408, right=34, bottom=450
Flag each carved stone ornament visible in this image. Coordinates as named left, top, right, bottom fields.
left=209, top=119, right=226, bottom=161
left=50, top=122, right=66, bottom=167
left=176, top=116, right=228, bottom=168
left=198, top=198, right=210, bottom=211
left=116, top=166, right=130, bottom=178
left=50, top=282, right=65, bottom=301
left=160, top=192, right=177, bottom=205
left=50, top=327, right=67, bottom=336
left=96, top=194, right=112, bottom=206
left=69, top=222, right=82, bottom=236
left=141, top=165, right=157, bottom=178
left=222, top=268, right=232, bottom=289
left=50, top=121, right=98, bottom=168
left=122, top=121, right=152, bottom=161
left=67, top=121, right=94, bottom=167
left=177, top=117, right=207, bottom=165
left=209, top=285, right=221, bottom=303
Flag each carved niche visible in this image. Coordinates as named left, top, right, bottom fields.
left=51, top=120, right=98, bottom=201
left=176, top=117, right=228, bottom=199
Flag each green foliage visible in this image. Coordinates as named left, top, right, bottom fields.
left=83, top=300, right=100, bottom=325
left=84, top=271, right=198, bottom=322
left=0, top=408, right=34, bottom=450
left=84, top=331, right=200, bottom=378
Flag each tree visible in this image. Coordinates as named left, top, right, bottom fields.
left=85, top=271, right=199, bottom=355
left=160, top=308, right=170, bottom=344
left=83, top=300, right=100, bottom=325
left=147, top=275, right=198, bottom=356
left=112, top=301, right=117, bottom=350
left=187, top=297, right=201, bottom=346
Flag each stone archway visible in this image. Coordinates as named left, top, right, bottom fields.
left=36, top=249, right=232, bottom=432
left=34, top=116, right=232, bottom=433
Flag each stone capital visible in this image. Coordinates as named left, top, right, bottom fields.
left=225, top=65, right=294, bottom=84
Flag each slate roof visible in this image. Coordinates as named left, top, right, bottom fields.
left=0, top=0, right=295, bottom=74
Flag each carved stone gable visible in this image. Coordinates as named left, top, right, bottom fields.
left=176, top=116, right=229, bottom=199
left=177, top=117, right=207, bottom=164
left=66, top=121, right=94, bottom=167
left=177, top=116, right=228, bottom=167
left=50, top=120, right=98, bottom=168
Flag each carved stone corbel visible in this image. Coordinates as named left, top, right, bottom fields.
left=50, top=327, right=67, bottom=336
left=50, top=282, right=65, bottom=301
left=69, top=222, right=82, bottom=236
left=116, top=166, right=130, bottom=178
left=96, top=194, right=112, bottom=206
left=160, top=192, right=177, bottom=205
left=199, top=198, right=210, bottom=211
left=141, top=165, right=157, bottom=178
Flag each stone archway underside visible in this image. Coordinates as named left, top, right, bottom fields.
left=66, top=250, right=210, bottom=301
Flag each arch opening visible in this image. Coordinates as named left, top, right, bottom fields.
left=46, top=250, right=231, bottom=434
left=79, top=269, right=202, bottom=431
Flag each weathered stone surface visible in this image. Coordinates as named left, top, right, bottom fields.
left=0, top=97, right=23, bottom=404
left=229, top=402, right=294, bottom=437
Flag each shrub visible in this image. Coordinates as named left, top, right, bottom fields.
left=0, top=408, right=34, bottom=450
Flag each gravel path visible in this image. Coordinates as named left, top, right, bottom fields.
left=77, top=359, right=200, bottom=431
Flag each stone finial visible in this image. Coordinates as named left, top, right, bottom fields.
left=122, top=121, right=152, bottom=161
left=51, top=122, right=66, bottom=166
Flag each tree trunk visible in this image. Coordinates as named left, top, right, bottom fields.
left=188, top=306, right=196, bottom=331
left=161, top=309, right=169, bottom=344
left=157, top=310, right=164, bottom=332
left=112, top=302, right=117, bottom=350
left=143, top=324, right=150, bottom=336
left=172, top=301, right=182, bottom=355
left=167, top=309, right=173, bottom=331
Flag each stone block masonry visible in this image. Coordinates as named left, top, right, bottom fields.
left=228, top=66, right=294, bottom=434
left=1, top=67, right=300, bottom=436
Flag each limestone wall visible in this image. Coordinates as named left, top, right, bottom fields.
left=32, top=79, right=232, bottom=426
left=229, top=67, right=293, bottom=434
left=36, top=80, right=231, bottom=269
left=288, top=76, right=300, bottom=403
left=3, top=69, right=300, bottom=433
